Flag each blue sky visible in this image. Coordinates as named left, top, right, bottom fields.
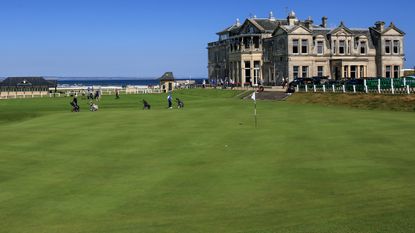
left=0, top=0, right=413, bottom=78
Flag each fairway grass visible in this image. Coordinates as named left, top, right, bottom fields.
left=1, top=89, right=415, bottom=233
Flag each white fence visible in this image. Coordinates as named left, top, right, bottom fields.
left=0, top=86, right=162, bottom=100
left=295, top=78, right=415, bottom=95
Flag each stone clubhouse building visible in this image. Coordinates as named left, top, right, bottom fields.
left=207, top=11, right=405, bottom=86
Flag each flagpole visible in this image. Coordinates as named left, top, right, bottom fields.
left=251, top=91, right=257, bottom=128
left=254, top=100, right=257, bottom=128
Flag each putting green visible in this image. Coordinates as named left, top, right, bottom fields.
left=1, top=89, right=415, bottom=233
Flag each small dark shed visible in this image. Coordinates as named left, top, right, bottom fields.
left=159, top=72, right=175, bottom=93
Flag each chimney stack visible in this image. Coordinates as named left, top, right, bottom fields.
left=321, top=16, right=328, bottom=28
left=269, top=11, right=276, bottom=21
left=305, top=16, right=314, bottom=29
left=287, top=10, right=297, bottom=26
left=375, top=21, right=385, bottom=32
left=236, top=18, right=241, bottom=27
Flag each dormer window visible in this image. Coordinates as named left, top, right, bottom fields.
left=317, top=41, right=324, bottom=55
left=292, top=39, right=299, bottom=54
left=220, top=34, right=229, bottom=41
left=360, top=41, right=367, bottom=54
left=385, top=40, right=391, bottom=54
left=301, top=39, right=308, bottom=54
left=339, top=40, right=346, bottom=55
left=393, top=40, right=400, bottom=54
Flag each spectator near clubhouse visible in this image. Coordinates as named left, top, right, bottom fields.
left=159, top=72, right=175, bottom=93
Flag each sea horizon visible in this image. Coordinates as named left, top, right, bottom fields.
left=0, top=76, right=207, bottom=81
left=55, top=77, right=206, bottom=87
left=55, top=76, right=207, bottom=81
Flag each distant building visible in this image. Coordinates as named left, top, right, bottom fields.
left=0, top=77, right=57, bottom=99
left=403, top=69, right=415, bottom=77
left=0, top=77, right=57, bottom=92
left=208, top=11, right=405, bottom=86
left=159, top=72, right=175, bottom=93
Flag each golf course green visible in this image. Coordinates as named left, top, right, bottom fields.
left=1, top=89, right=415, bottom=233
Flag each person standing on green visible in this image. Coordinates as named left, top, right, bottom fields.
left=167, top=93, right=173, bottom=109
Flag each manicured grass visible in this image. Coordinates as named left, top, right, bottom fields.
left=1, top=89, right=415, bottom=233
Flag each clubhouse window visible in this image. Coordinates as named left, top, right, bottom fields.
left=302, top=66, right=309, bottom=78
left=360, top=41, right=367, bottom=54
left=317, top=66, right=324, bottom=77
left=350, top=66, right=357, bottom=79
left=394, top=66, right=400, bottom=78
left=385, top=66, right=391, bottom=78
left=244, top=38, right=251, bottom=49
left=344, top=66, right=349, bottom=78
left=317, top=41, right=324, bottom=55
left=292, top=39, right=299, bottom=54
left=347, top=40, right=351, bottom=54
left=333, top=40, right=337, bottom=54
left=254, top=37, right=260, bottom=49
left=393, top=40, right=400, bottom=54
left=293, top=66, right=299, bottom=79
left=385, top=40, right=391, bottom=54
left=301, top=39, right=308, bottom=54
left=360, top=66, right=365, bottom=78
left=339, top=40, right=346, bottom=55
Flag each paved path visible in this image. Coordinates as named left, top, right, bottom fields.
left=256, top=92, right=290, bottom=101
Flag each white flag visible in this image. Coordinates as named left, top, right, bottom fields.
left=251, top=92, right=256, bottom=102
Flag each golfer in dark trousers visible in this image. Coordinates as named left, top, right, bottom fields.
left=167, top=94, right=173, bottom=109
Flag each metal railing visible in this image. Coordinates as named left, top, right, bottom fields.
left=295, top=78, right=415, bottom=95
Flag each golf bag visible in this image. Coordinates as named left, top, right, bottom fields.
left=176, top=98, right=184, bottom=108
left=70, top=101, right=80, bottom=112
left=143, top=100, right=151, bottom=110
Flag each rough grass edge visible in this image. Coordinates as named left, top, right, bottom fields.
left=287, top=93, right=415, bottom=112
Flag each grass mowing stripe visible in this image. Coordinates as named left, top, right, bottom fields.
left=1, top=89, right=415, bottom=233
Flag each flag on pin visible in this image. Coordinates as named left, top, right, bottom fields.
left=251, top=92, right=256, bottom=102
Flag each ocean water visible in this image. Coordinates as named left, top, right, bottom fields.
left=57, top=78, right=205, bottom=87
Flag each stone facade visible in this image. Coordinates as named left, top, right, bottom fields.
left=208, top=11, right=405, bottom=86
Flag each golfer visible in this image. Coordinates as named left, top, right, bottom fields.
left=167, top=93, right=173, bottom=109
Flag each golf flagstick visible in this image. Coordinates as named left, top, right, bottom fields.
left=251, top=92, right=257, bottom=128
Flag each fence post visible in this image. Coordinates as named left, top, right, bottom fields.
left=364, top=80, right=368, bottom=94
left=296, top=85, right=299, bottom=92
left=407, top=85, right=410, bottom=95
left=378, top=79, right=381, bottom=94
left=353, top=85, right=356, bottom=93
left=323, top=85, right=326, bottom=93
left=332, top=84, right=335, bottom=93
left=313, top=85, right=316, bottom=93
left=404, top=78, right=407, bottom=86
left=305, top=85, right=308, bottom=92
left=391, top=78, right=395, bottom=95
left=342, top=85, right=346, bottom=93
